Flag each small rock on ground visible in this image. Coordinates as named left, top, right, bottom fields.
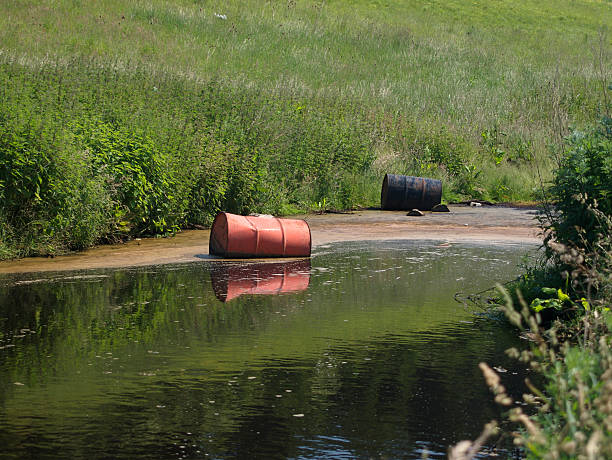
left=407, top=209, right=424, bottom=216
left=432, top=204, right=450, bottom=212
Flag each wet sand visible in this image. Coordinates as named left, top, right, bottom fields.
left=0, top=206, right=541, bottom=274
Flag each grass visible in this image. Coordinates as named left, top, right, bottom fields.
left=0, top=0, right=611, bottom=258
left=2, top=0, right=608, bottom=135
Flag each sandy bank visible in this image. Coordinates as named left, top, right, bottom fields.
left=0, top=206, right=541, bottom=274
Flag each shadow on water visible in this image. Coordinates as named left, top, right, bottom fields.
left=0, top=240, right=537, bottom=459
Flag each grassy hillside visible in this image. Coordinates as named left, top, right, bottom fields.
left=0, top=0, right=610, bottom=258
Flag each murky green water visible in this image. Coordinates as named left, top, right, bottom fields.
left=0, top=240, right=535, bottom=459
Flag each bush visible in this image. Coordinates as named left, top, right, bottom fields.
left=547, top=116, right=612, bottom=252
left=73, top=119, right=180, bottom=236
left=0, top=115, right=112, bottom=256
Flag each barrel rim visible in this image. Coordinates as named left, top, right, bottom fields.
left=304, top=219, right=312, bottom=256
left=209, top=212, right=229, bottom=257
left=381, top=173, right=390, bottom=210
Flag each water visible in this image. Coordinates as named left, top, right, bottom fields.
left=0, top=240, right=536, bottom=459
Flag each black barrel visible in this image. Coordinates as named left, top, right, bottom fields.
left=380, top=174, right=442, bottom=210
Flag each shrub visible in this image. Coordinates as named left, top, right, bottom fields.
left=547, top=116, right=612, bottom=252
left=0, top=114, right=112, bottom=256
left=72, top=119, right=181, bottom=236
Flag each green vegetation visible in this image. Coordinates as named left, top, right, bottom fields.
left=1, top=0, right=610, bottom=258
left=453, top=115, right=612, bottom=459
left=547, top=118, right=612, bottom=252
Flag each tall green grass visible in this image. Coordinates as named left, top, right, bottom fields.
left=2, top=0, right=608, bottom=140
left=0, top=0, right=610, bottom=258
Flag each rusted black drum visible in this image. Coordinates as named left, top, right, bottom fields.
left=380, top=174, right=442, bottom=211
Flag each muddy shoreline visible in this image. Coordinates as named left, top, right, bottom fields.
left=0, top=206, right=541, bottom=274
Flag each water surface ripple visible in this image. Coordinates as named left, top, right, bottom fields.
left=0, top=240, right=536, bottom=459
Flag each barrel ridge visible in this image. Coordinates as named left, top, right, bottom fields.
left=245, top=216, right=261, bottom=256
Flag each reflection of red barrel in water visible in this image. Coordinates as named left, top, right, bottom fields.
left=211, top=259, right=311, bottom=302
left=209, top=212, right=311, bottom=258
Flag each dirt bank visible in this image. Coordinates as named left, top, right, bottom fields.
left=0, top=206, right=541, bottom=274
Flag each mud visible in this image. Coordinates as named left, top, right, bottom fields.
left=0, top=205, right=541, bottom=274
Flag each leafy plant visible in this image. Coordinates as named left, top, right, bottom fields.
left=73, top=119, right=179, bottom=236
left=546, top=117, right=612, bottom=253
left=481, top=127, right=507, bottom=165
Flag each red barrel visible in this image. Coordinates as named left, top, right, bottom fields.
left=209, top=212, right=311, bottom=258
left=211, top=259, right=311, bottom=302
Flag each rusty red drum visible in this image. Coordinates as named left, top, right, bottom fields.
left=209, top=212, right=311, bottom=258
left=211, top=259, right=311, bottom=302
